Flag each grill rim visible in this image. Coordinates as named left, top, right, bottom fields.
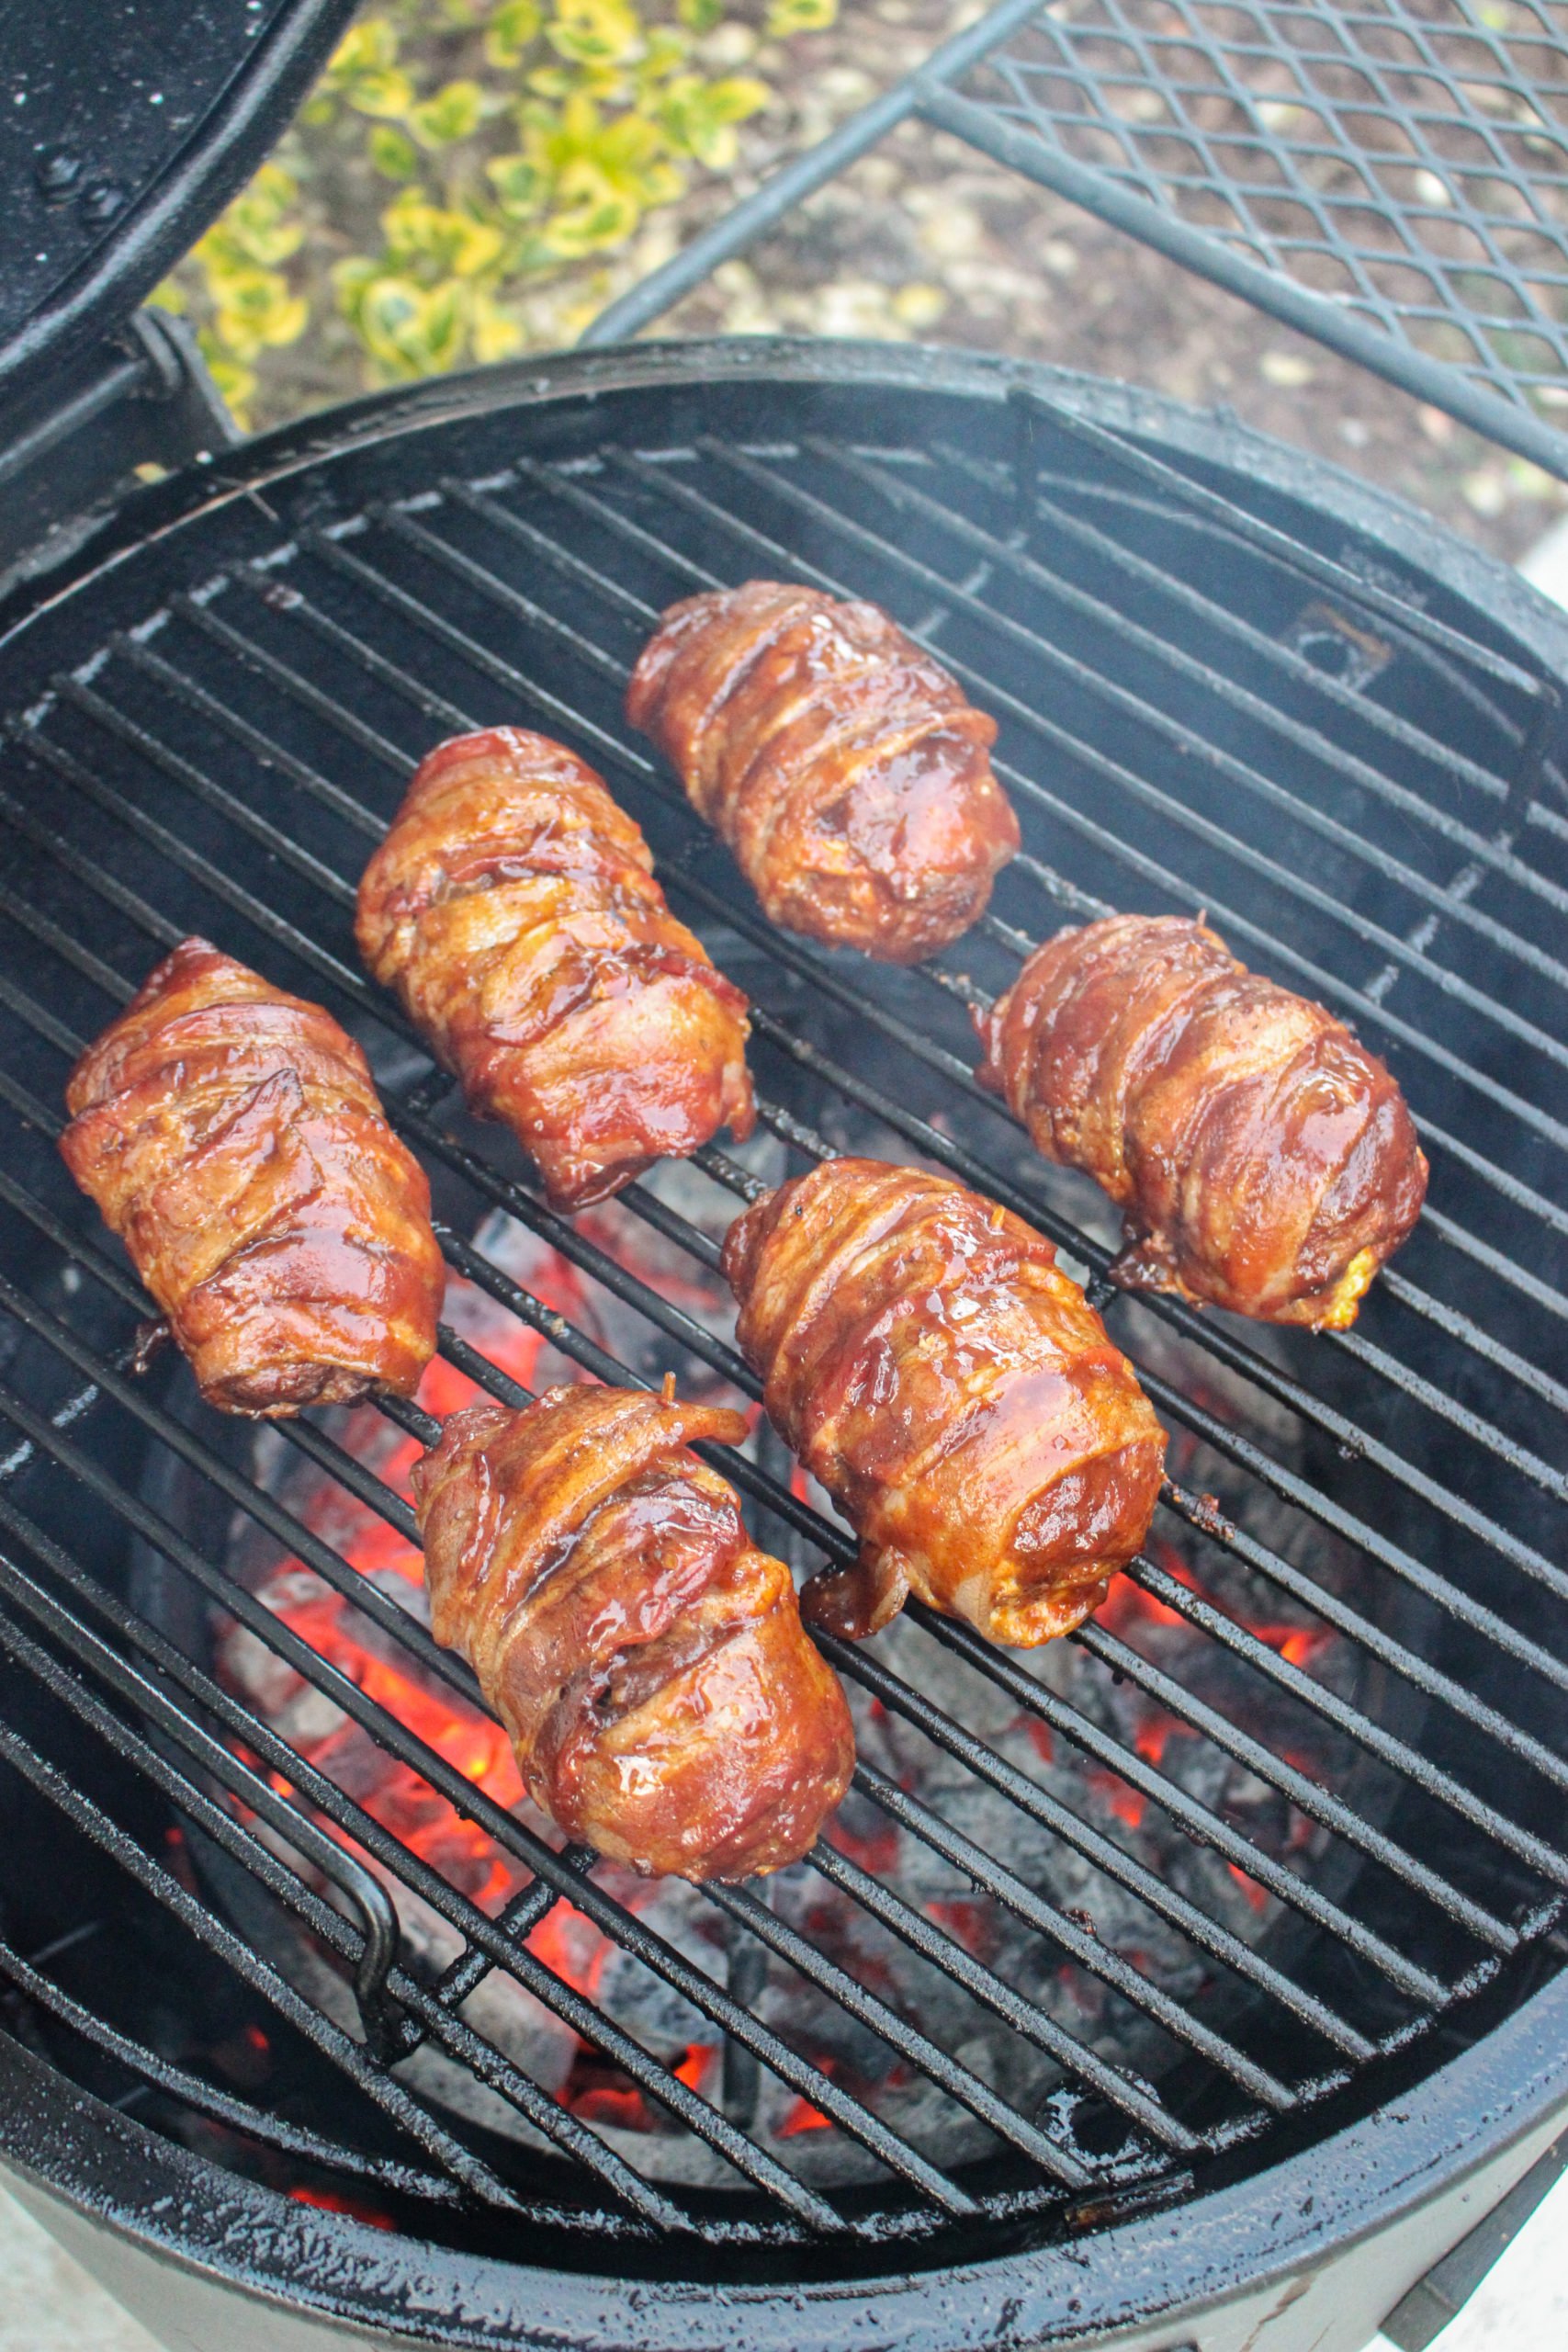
left=5, top=1972, right=1568, bottom=2346
left=7, top=334, right=1568, bottom=677
left=1, top=336, right=1567, bottom=2320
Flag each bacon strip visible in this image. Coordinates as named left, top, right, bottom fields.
left=356, top=729, right=754, bottom=1209
left=723, top=1158, right=1166, bottom=1648
left=412, top=1386, right=854, bottom=1880
left=976, top=913, right=1428, bottom=1329
left=61, top=938, right=443, bottom=1415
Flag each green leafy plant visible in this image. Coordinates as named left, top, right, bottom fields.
left=152, top=0, right=833, bottom=426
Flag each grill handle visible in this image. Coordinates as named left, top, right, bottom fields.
left=1380, top=2132, right=1568, bottom=2351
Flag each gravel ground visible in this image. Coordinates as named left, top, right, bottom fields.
left=2, top=2168, right=1565, bottom=2348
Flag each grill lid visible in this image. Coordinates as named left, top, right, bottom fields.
left=0, top=0, right=355, bottom=410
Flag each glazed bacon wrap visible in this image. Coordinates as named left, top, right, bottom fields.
left=723, top=1159, right=1166, bottom=1649
left=626, top=582, right=1021, bottom=963
left=60, top=938, right=442, bottom=1415
left=411, top=1386, right=855, bottom=1881
left=355, top=729, right=754, bottom=1211
left=977, top=914, right=1429, bottom=1329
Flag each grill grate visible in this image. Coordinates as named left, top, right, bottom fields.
left=926, top=0, right=1568, bottom=465
left=0, top=371, right=1564, bottom=2255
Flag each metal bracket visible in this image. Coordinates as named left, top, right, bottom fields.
left=1380, top=2132, right=1568, bottom=2352
left=0, top=308, right=240, bottom=600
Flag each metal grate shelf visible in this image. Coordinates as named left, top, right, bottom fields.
left=0, top=377, right=1563, bottom=2259
left=583, top=1, right=1568, bottom=479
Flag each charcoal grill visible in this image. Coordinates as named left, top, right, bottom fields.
left=0, top=337, right=1564, bottom=2350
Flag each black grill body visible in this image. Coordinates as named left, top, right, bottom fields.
left=0, top=339, right=1564, bottom=2350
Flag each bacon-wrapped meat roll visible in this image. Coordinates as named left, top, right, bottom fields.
left=412, top=1385, right=854, bottom=1880
left=355, top=729, right=755, bottom=1211
left=976, top=913, right=1428, bottom=1329
left=723, top=1159, right=1166, bottom=1649
left=60, top=938, right=443, bottom=1416
left=626, top=582, right=1020, bottom=964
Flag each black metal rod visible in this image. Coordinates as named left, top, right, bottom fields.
left=0, top=1928, right=461, bottom=2206
left=704, top=1875, right=1103, bottom=2187
left=0, top=1617, right=529, bottom=2215
left=171, top=590, right=416, bottom=789
left=843, top=1759, right=1292, bottom=2109
left=811, top=1622, right=1375, bottom=2062
left=928, top=433, right=1543, bottom=825
left=909, top=1599, right=1509, bottom=1962
left=999, top=411, right=1541, bottom=708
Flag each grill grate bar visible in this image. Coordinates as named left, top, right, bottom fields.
left=0, top=1568, right=536, bottom=2215
left=704, top=1877, right=1104, bottom=2183
left=1368, top=1266, right=1568, bottom=1425
left=59, top=673, right=360, bottom=913
left=443, top=472, right=668, bottom=624
left=0, top=1924, right=462, bottom=2205
left=7, top=730, right=378, bottom=1019
left=0, top=1030, right=1457, bottom=2154
left=120, top=634, right=389, bottom=845
left=809, top=1621, right=1375, bottom=2063
left=0, top=1575, right=704, bottom=2233
left=171, top=591, right=417, bottom=791
left=803, top=434, right=1568, bottom=985
left=1334, top=1323, right=1568, bottom=1498
left=1398, top=1215, right=1568, bottom=1335
left=1005, top=391, right=1548, bottom=701
left=804, top=1838, right=1199, bottom=2152
left=300, top=527, right=662, bottom=788
left=845, top=1757, right=1292, bottom=2108
left=1119, top=1560, right=1564, bottom=1896
left=4, top=854, right=1559, bottom=1921
left=0, top=1369, right=889, bottom=2227
left=607, top=447, right=1568, bottom=1160
left=913, top=1600, right=1517, bottom=1954
left=929, top=437, right=1546, bottom=830
left=1154, top=1473, right=1568, bottom=1794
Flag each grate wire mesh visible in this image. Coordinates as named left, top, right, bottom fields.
left=931, top=0, right=1568, bottom=461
